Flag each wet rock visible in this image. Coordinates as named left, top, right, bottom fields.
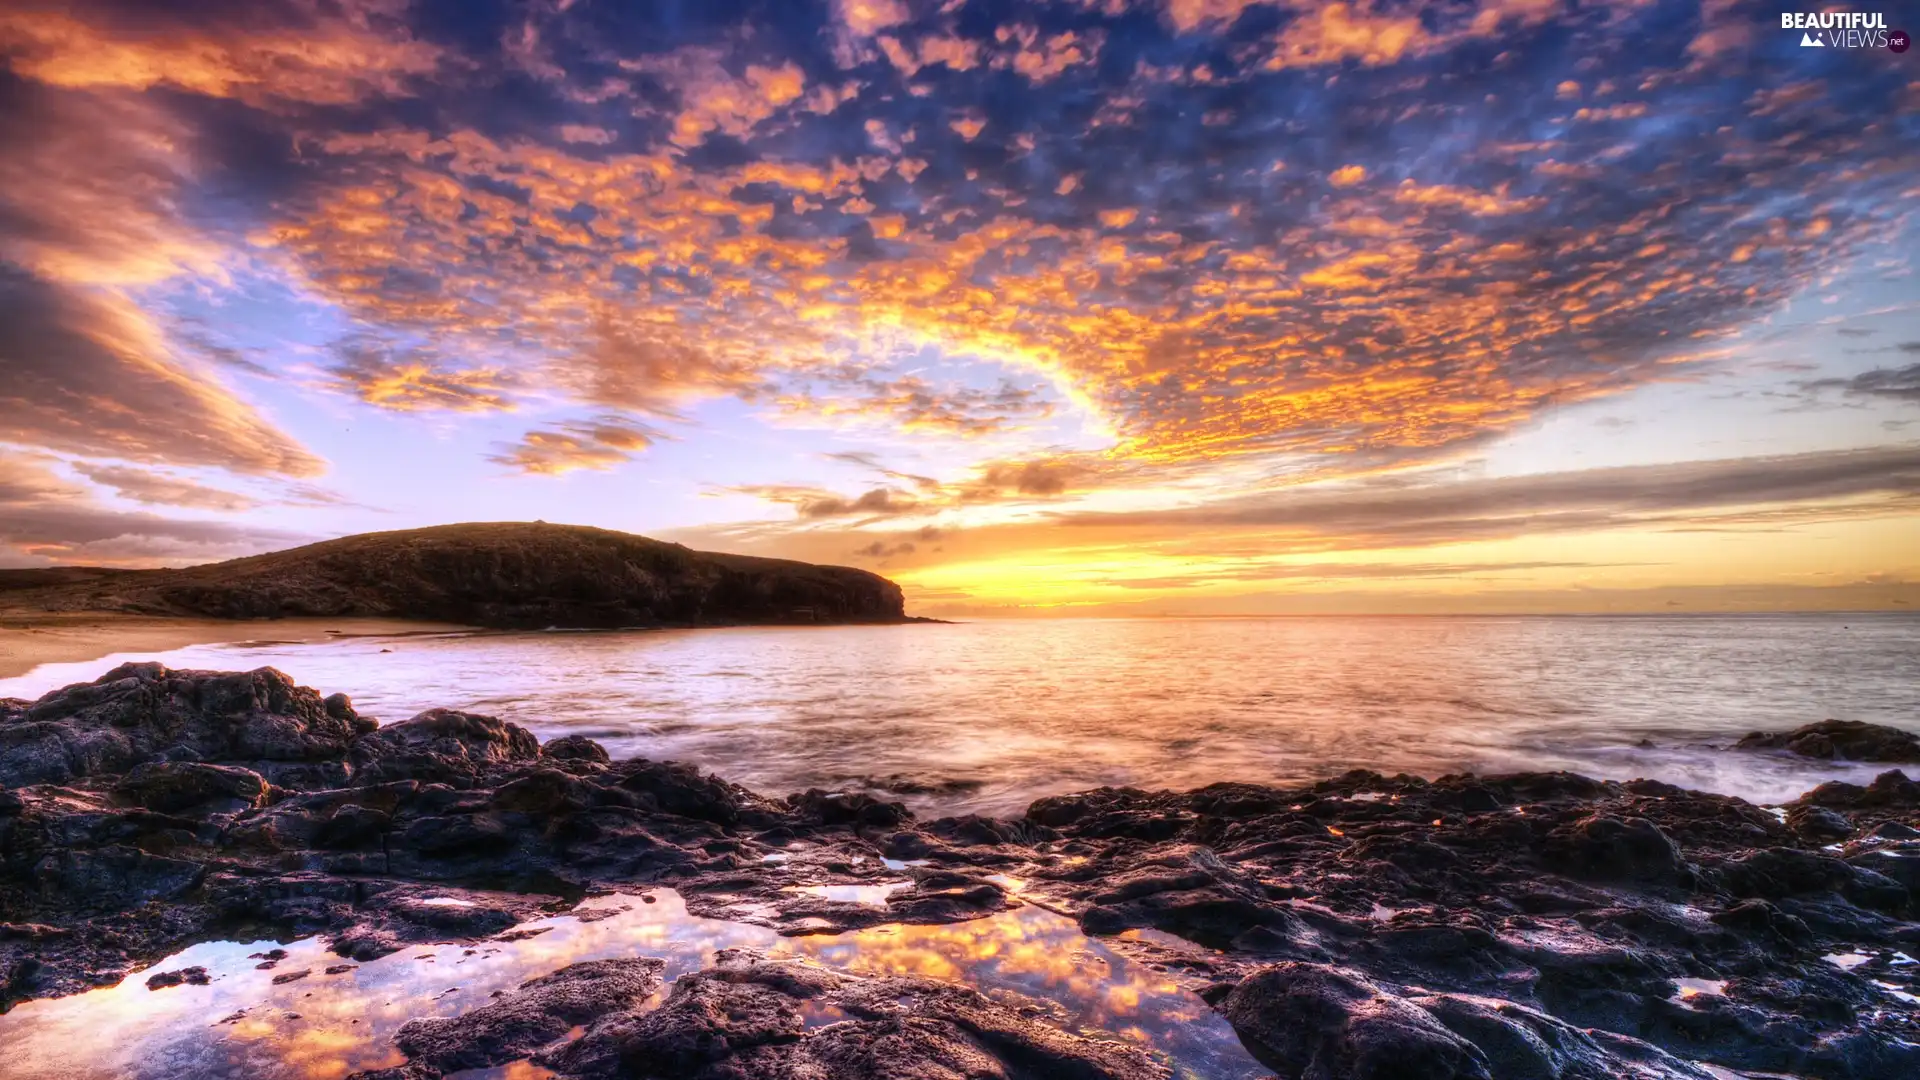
left=1220, top=962, right=1492, bottom=1079
left=385, top=958, right=664, bottom=1076
left=113, top=761, right=269, bottom=814
left=1544, top=815, right=1691, bottom=885
left=327, top=887, right=554, bottom=961
left=539, top=950, right=1169, bottom=1080
left=272, top=968, right=311, bottom=984
left=317, top=803, right=392, bottom=849
left=614, top=759, right=778, bottom=825
left=350, top=709, right=540, bottom=787
left=6, top=665, right=1920, bottom=1079
left=1787, top=805, right=1856, bottom=843
left=145, top=965, right=209, bottom=989
left=1709, top=899, right=1813, bottom=945
left=1408, top=990, right=1715, bottom=1080
left=542, top=735, right=610, bottom=765
left=786, top=788, right=909, bottom=829
left=491, top=768, right=592, bottom=815
left=1736, top=720, right=1920, bottom=763
left=0, top=664, right=370, bottom=786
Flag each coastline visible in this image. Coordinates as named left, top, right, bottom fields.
left=2, top=663, right=1917, bottom=1079
left=0, top=613, right=474, bottom=681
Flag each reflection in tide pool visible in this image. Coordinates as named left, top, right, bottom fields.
left=0, top=890, right=1267, bottom=1080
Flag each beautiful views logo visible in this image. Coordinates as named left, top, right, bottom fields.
left=1781, top=11, right=1902, bottom=48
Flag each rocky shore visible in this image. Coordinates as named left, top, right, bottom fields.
left=3, top=665, right=1918, bottom=1079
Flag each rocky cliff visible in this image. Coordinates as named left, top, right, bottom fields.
left=1, top=523, right=909, bottom=628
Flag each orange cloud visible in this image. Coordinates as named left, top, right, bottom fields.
left=0, top=2, right=440, bottom=106
left=489, top=417, right=659, bottom=475
left=1328, top=164, right=1368, bottom=188
left=326, top=341, right=520, bottom=413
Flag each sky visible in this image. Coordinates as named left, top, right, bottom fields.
left=0, top=0, right=1916, bottom=617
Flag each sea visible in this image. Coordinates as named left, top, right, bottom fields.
left=5, top=613, right=1915, bottom=814
left=4, top=613, right=1918, bottom=1079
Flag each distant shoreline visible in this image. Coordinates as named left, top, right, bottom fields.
left=0, top=614, right=475, bottom=681
left=0, top=612, right=950, bottom=682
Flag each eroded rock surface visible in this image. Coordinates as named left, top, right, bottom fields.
left=1736, top=720, right=1920, bottom=763
left=537, top=949, right=1170, bottom=1080
left=4, top=667, right=1919, bottom=1080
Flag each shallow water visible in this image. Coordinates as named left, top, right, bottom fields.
left=0, top=889, right=1264, bottom=1080
left=3, top=613, right=1915, bottom=814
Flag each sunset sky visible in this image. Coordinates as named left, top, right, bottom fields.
left=0, top=0, right=1916, bottom=616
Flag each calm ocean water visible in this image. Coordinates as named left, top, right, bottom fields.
left=4, top=614, right=1915, bottom=814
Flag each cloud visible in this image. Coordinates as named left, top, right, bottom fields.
left=1057, top=444, right=1920, bottom=546
left=768, top=373, right=1056, bottom=436
left=1800, top=362, right=1920, bottom=405
left=326, top=337, right=520, bottom=413
left=488, top=417, right=659, bottom=475
left=0, top=73, right=320, bottom=476
left=0, top=265, right=322, bottom=475
left=0, top=453, right=303, bottom=567
left=1098, top=559, right=1639, bottom=590
left=0, top=1, right=441, bottom=106
left=0, top=0, right=1914, bottom=599
left=71, top=463, right=259, bottom=512
left=728, top=484, right=921, bottom=519
left=852, top=539, right=916, bottom=559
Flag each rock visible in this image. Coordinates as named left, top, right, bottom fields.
left=615, top=759, right=779, bottom=825
left=317, top=804, right=392, bottom=849
left=1409, top=991, right=1715, bottom=1080
left=1786, top=804, right=1855, bottom=842
left=390, top=958, right=664, bottom=1075
left=113, top=761, right=269, bottom=813
left=0, top=664, right=368, bottom=786
left=350, top=709, right=540, bottom=786
left=1219, top=962, right=1491, bottom=1080
left=542, top=734, right=610, bottom=764
left=6, top=664, right=1920, bottom=1078
left=1544, top=815, right=1690, bottom=885
left=538, top=950, right=1168, bottom=1080
left=145, top=965, right=209, bottom=989
left=1735, top=720, right=1920, bottom=763
left=787, top=789, right=909, bottom=828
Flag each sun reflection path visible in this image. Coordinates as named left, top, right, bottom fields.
left=0, top=890, right=1268, bottom=1080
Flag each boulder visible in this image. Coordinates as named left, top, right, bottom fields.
left=350, top=709, right=539, bottom=786
left=539, top=950, right=1168, bottom=1080
left=113, top=761, right=270, bottom=814
left=392, top=958, right=664, bottom=1075
left=1735, top=720, right=1920, bottom=763
left=0, top=664, right=370, bottom=786
left=1219, top=962, right=1491, bottom=1080
left=1543, top=815, right=1690, bottom=885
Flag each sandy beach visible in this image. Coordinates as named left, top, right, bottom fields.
left=0, top=613, right=473, bottom=681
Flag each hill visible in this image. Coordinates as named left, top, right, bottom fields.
left=0, top=523, right=910, bottom=628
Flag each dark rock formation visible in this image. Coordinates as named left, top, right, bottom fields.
left=383, top=958, right=665, bottom=1077
left=2, top=522, right=911, bottom=629
left=1736, top=720, right=1920, bottom=763
left=144, top=965, right=208, bottom=989
left=3, top=667, right=1919, bottom=1080
left=0, top=661, right=371, bottom=787
left=535, top=949, right=1169, bottom=1080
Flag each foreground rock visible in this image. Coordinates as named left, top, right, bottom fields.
left=0, top=521, right=913, bottom=629
left=535, top=949, right=1168, bottom=1080
left=4, top=666, right=1919, bottom=1080
left=1736, top=720, right=1920, bottom=763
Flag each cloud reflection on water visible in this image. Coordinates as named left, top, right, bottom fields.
left=0, top=889, right=1265, bottom=1080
